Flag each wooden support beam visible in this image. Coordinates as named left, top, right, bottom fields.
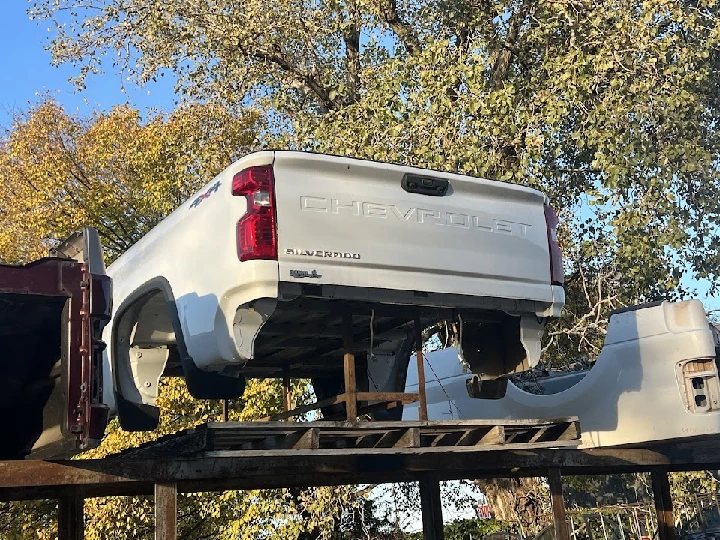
left=283, top=369, right=292, bottom=418
left=651, top=469, right=676, bottom=540
left=10, top=430, right=720, bottom=503
left=415, top=318, right=428, bottom=421
left=419, top=475, right=444, bottom=539
left=282, top=428, right=320, bottom=450
left=57, top=488, right=84, bottom=540
left=375, top=427, right=421, bottom=448
left=155, top=482, right=177, bottom=540
left=549, top=468, right=570, bottom=540
left=221, top=399, right=229, bottom=422
left=265, top=394, right=346, bottom=421
left=343, top=313, right=357, bottom=421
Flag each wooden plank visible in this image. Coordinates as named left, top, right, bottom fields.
left=480, top=426, right=506, bottom=445
left=150, top=439, right=579, bottom=460
left=527, top=422, right=581, bottom=444
left=354, top=434, right=383, bottom=449
left=560, top=421, right=582, bottom=441
left=457, top=426, right=505, bottom=446
left=282, top=428, right=320, bottom=450
left=374, top=428, right=421, bottom=448
left=221, top=399, right=229, bottom=422
left=343, top=313, right=357, bottom=421
left=419, top=475, right=444, bottom=539
left=427, top=434, right=449, bottom=447
left=58, top=488, right=84, bottom=540
left=355, top=392, right=420, bottom=403
left=155, top=482, right=177, bottom=540
left=264, top=394, right=346, bottom=421
left=651, top=469, right=676, bottom=540
left=2, top=437, right=720, bottom=501
left=117, top=428, right=209, bottom=459
left=549, top=468, right=570, bottom=540
left=6, top=435, right=720, bottom=503
left=283, top=370, right=292, bottom=415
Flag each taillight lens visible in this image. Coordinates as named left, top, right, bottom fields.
left=544, top=204, right=564, bottom=286
left=232, top=165, right=277, bottom=262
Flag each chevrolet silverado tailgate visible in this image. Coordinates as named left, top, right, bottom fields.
left=273, top=152, right=554, bottom=305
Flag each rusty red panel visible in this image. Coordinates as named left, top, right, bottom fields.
left=0, top=258, right=74, bottom=296
left=1, top=256, right=111, bottom=453
left=63, top=266, right=111, bottom=448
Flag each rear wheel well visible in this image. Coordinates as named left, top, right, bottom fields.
left=112, top=282, right=247, bottom=431
left=112, top=288, right=177, bottom=431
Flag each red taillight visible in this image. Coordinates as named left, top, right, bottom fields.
left=232, top=165, right=277, bottom=262
left=544, top=204, right=564, bottom=286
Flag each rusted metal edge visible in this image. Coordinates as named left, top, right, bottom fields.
left=112, top=427, right=209, bottom=459
left=205, top=418, right=580, bottom=430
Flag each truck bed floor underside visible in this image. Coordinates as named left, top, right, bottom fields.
left=247, top=312, right=406, bottom=378
left=242, top=298, right=500, bottom=379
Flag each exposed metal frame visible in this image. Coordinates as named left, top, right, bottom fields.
left=267, top=316, right=429, bottom=422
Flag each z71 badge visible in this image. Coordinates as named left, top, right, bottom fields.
left=290, top=269, right=322, bottom=279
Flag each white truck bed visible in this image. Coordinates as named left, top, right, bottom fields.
left=103, top=151, right=565, bottom=430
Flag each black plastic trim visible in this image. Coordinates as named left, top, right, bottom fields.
left=401, top=173, right=449, bottom=197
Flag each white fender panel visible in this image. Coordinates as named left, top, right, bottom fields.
left=405, top=300, right=720, bottom=448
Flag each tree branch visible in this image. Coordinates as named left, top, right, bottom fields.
left=239, top=43, right=336, bottom=113
left=376, top=0, right=422, bottom=55
left=344, top=1, right=362, bottom=105
left=490, top=1, right=530, bottom=88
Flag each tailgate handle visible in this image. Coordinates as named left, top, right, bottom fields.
left=401, top=174, right=449, bottom=197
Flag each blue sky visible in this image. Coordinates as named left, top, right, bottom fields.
left=0, top=3, right=176, bottom=127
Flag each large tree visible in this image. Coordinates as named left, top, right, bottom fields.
left=31, top=0, right=720, bottom=362
left=0, top=100, right=261, bottom=263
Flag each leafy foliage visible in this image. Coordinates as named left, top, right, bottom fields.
left=476, top=477, right=550, bottom=536
left=670, top=471, right=720, bottom=523
left=0, top=101, right=261, bottom=264
left=403, top=518, right=504, bottom=539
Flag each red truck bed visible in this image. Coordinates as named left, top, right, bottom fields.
left=0, top=229, right=111, bottom=459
